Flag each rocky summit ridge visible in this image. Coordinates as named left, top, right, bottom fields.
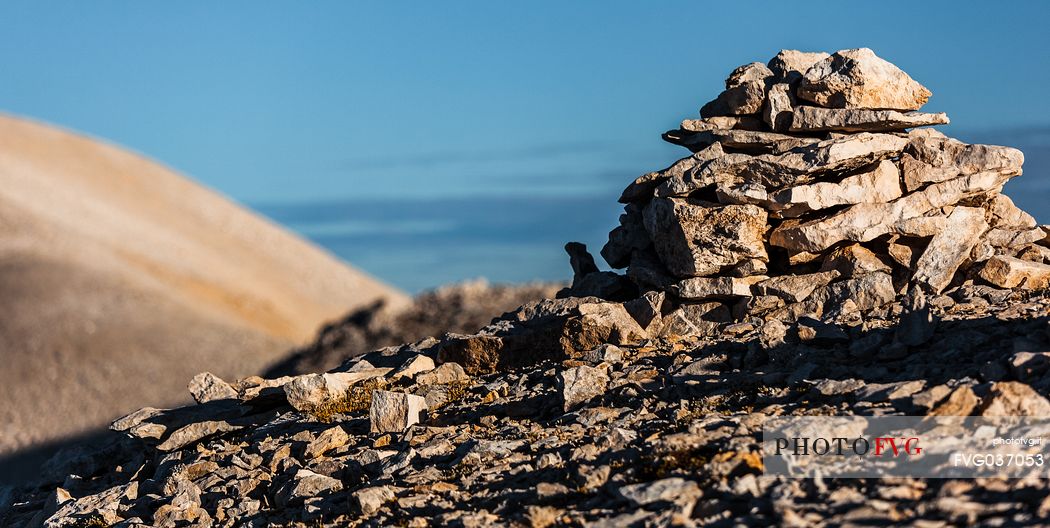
left=3, top=48, right=1050, bottom=527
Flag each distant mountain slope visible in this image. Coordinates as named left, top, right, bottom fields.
left=0, top=113, right=407, bottom=466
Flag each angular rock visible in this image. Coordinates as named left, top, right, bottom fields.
left=578, top=344, right=624, bottom=364
left=766, top=159, right=902, bottom=216
left=797, top=48, right=932, bottom=110
left=673, top=276, right=760, bottom=300
left=984, top=227, right=1045, bottom=249
left=415, top=362, right=470, bottom=386
left=619, top=143, right=725, bottom=203
left=985, top=194, right=1037, bottom=230
left=763, top=83, right=795, bottom=132
left=569, top=302, right=649, bottom=351
left=389, top=354, right=436, bottom=382
left=978, top=382, right=1050, bottom=417
left=560, top=365, right=609, bottom=412
left=623, top=291, right=666, bottom=334
left=913, top=207, right=988, bottom=293
left=902, top=136, right=1024, bottom=191
left=753, top=271, right=840, bottom=304
left=789, top=106, right=948, bottom=133
left=820, top=244, right=891, bottom=278
left=354, top=485, right=398, bottom=515
left=157, top=420, right=241, bottom=452
left=929, top=385, right=979, bottom=416
left=657, top=302, right=729, bottom=338
left=823, top=272, right=896, bottom=312
left=283, top=369, right=391, bottom=412
left=275, top=469, right=342, bottom=507
left=187, top=372, right=238, bottom=403
left=979, top=256, right=1050, bottom=289
left=618, top=477, right=701, bottom=506
left=767, top=49, right=830, bottom=84
left=370, top=390, right=427, bottom=433
left=435, top=334, right=504, bottom=375
left=1018, top=244, right=1050, bottom=264
left=700, top=62, right=773, bottom=117
left=729, top=258, right=768, bottom=277
left=111, top=407, right=165, bottom=432
left=304, top=425, right=350, bottom=459
left=565, top=242, right=600, bottom=283
left=642, top=198, right=767, bottom=278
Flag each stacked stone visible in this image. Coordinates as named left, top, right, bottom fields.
left=601, top=48, right=1050, bottom=334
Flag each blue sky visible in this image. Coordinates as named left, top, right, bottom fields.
left=2, top=2, right=1048, bottom=291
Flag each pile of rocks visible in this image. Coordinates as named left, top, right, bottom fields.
left=600, top=48, right=1050, bottom=335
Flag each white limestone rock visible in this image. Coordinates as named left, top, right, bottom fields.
left=798, top=48, right=932, bottom=110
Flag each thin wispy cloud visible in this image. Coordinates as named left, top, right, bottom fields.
left=338, top=140, right=639, bottom=171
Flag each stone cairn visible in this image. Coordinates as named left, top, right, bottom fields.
left=590, top=47, right=1050, bottom=337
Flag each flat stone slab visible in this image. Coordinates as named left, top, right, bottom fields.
left=789, top=106, right=949, bottom=133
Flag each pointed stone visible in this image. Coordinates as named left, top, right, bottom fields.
left=389, top=354, right=436, bottom=383
left=623, top=291, right=666, bottom=334
left=979, top=256, right=1050, bottom=290
left=601, top=204, right=650, bottom=268
left=762, top=83, right=795, bottom=132
left=642, top=198, right=767, bottom=278
left=789, top=106, right=948, bottom=133
left=700, top=62, right=773, bottom=117
left=913, top=207, right=988, bottom=293
left=985, top=194, right=1037, bottom=230
left=188, top=372, right=238, bottom=404
left=797, top=48, right=932, bottom=110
